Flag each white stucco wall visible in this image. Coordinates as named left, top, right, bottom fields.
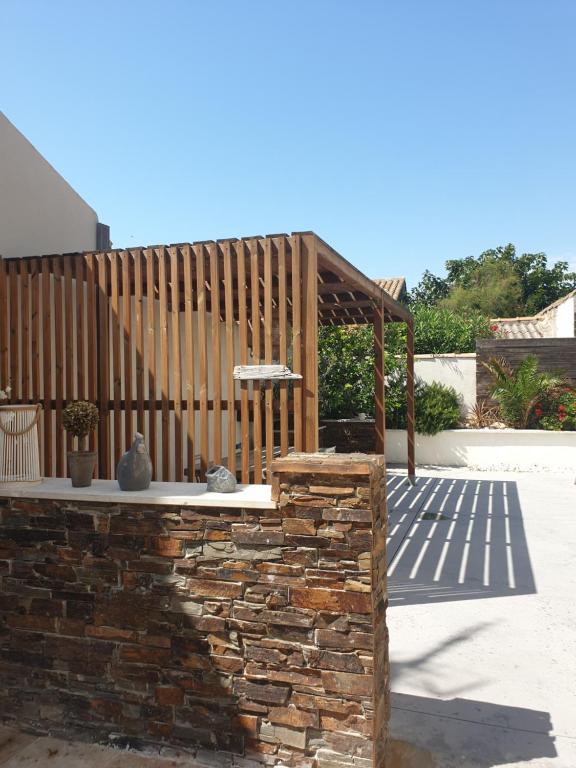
left=386, top=428, right=576, bottom=472
left=413, top=353, right=477, bottom=417
left=0, top=112, right=98, bottom=258
left=554, top=295, right=575, bottom=337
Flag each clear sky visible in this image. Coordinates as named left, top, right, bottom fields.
left=2, top=0, right=576, bottom=287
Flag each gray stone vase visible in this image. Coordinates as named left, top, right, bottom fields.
left=117, top=433, right=152, bottom=491
left=206, top=464, right=237, bottom=493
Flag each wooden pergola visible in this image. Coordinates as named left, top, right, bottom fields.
left=0, top=231, right=415, bottom=483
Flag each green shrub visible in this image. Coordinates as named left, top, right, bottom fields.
left=62, top=400, right=99, bottom=439
left=415, top=381, right=461, bottom=435
left=483, top=355, right=567, bottom=429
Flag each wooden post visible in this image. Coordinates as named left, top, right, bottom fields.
left=301, top=234, right=318, bottom=452
left=374, top=298, right=385, bottom=454
left=406, top=317, right=416, bottom=484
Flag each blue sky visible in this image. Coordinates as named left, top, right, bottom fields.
left=2, top=1, right=576, bottom=287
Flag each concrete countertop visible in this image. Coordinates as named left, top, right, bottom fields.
left=0, top=478, right=276, bottom=510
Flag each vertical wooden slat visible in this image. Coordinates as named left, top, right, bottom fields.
left=301, top=234, right=319, bottom=452
left=134, top=250, right=145, bottom=435
left=277, top=238, right=289, bottom=457
left=0, top=258, right=7, bottom=393
left=209, top=243, right=222, bottom=465
left=250, top=239, right=263, bottom=483
left=374, top=298, right=385, bottom=454
left=85, top=254, right=98, bottom=459
left=223, top=241, right=236, bottom=477
left=20, top=259, right=30, bottom=403
left=122, top=251, right=133, bottom=449
left=145, top=248, right=157, bottom=478
left=236, top=241, right=250, bottom=483
left=75, top=255, right=85, bottom=405
left=8, top=261, right=18, bottom=403
left=97, top=253, right=111, bottom=478
left=406, top=318, right=416, bottom=483
left=110, top=252, right=122, bottom=468
left=182, top=244, right=195, bottom=481
left=290, top=235, right=303, bottom=452
left=170, top=246, right=183, bottom=481
left=31, top=259, right=41, bottom=402
left=63, top=255, right=74, bottom=451
left=195, top=244, right=209, bottom=479
left=41, top=258, right=53, bottom=475
left=263, top=238, right=274, bottom=479
left=158, top=248, right=170, bottom=481
left=53, top=256, right=64, bottom=475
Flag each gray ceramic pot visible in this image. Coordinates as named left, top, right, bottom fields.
left=67, top=451, right=97, bottom=488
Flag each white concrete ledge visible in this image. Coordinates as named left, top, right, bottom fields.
left=386, top=428, right=576, bottom=472
left=0, top=478, right=276, bottom=509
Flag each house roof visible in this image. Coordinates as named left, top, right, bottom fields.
left=491, top=289, right=576, bottom=339
left=373, top=277, right=406, bottom=301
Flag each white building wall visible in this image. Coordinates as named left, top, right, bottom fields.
left=553, top=295, right=575, bottom=337
left=414, top=353, right=477, bottom=417
left=0, top=112, right=98, bottom=258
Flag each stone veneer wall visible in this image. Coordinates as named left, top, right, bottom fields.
left=0, top=454, right=389, bottom=768
left=320, top=421, right=376, bottom=454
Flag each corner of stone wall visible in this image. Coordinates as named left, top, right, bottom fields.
left=271, top=453, right=390, bottom=768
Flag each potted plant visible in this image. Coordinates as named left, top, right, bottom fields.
left=62, top=401, right=99, bottom=487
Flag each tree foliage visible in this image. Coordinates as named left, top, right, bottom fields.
left=408, top=244, right=576, bottom=316
left=318, top=326, right=375, bottom=418
left=384, top=306, right=493, bottom=356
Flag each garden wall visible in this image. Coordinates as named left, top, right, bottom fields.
left=0, top=454, right=388, bottom=768
left=386, top=428, right=576, bottom=472
left=414, top=353, right=476, bottom=418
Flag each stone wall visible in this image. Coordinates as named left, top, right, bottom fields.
left=0, top=454, right=389, bottom=767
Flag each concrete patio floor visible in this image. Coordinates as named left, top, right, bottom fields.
left=387, top=467, right=576, bottom=768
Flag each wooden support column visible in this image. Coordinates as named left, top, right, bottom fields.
left=374, top=297, right=385, bottom=454
left=406, top=317, right=416, bottom=483
left=301, top=234, right=319, bottom=452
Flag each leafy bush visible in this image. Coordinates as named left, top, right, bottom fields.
left=318, top=326, right=375, bottom=418
left=482, top=355, right=566, bottom=429
left=534, top=388, right=576, bottom=431
left=384, top=305, right=493, bottom=356
left=414, top=381, right=461, bottom=435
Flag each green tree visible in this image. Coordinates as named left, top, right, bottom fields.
left=318, top=326, right=375, bottom=418
left=409, top=244, right=576, bottom=316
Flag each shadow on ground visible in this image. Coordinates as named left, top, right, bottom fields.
left=385, top=474, right=536, bottom=606
left=391, top=691, right=556, bottom=768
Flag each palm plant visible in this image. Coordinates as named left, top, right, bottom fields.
left=482, top=355, right=566, bottom=428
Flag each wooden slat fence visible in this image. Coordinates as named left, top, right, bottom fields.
left=476, top=338, right=576, bottom=402
left=0, top=236, right=313, bottom=482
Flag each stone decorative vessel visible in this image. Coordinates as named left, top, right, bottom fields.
left=206, top=464, right=237, bottom=493
left=117, top=433, right=152, bottom=491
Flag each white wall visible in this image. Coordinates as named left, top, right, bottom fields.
left=414, top=353, right=477, bottom=417
left=386, top=428, right=576, bottom=472
left=554, top=295, right=575, bottom=337
left=0, top=112, right=98, bottom=258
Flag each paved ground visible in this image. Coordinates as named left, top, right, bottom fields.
left=387, top=467, right=576, bottom=768
left=0, top=728, right=197, bottom=766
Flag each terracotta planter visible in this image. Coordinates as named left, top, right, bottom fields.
left=67, top=451, right=97, bottom=487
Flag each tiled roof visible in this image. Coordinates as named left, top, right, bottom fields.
left=491, top=289, right=576, bottom=339
left=373, top=277, right=406, bottom=301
